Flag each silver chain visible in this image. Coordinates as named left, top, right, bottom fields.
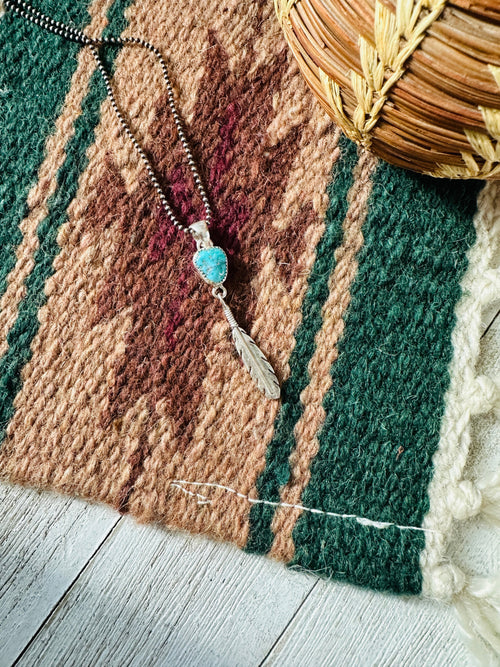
left=5, top=0, right=213, bottom=233
left=5, top=0, right=282, bottom=399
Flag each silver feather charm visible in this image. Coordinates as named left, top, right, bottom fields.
left=216, top=292, right=281, bottom=400
left=189, top=220, right=281, bottom=400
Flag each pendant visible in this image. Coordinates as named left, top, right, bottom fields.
left=189, top=221, right=280, bottom=400
left=193, top=246, right=228, bottom=285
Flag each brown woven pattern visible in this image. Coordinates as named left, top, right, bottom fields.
left=0, top=0, right=341, bottom=547
left=276, top=0, right=500, bottom=178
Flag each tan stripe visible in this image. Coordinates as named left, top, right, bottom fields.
left=0, top=0, right=114, bottom=358
left=271, top=70, right=340, bottom=232
left=269, top=148, right=378, bottom=561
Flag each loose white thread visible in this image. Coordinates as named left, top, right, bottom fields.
left=171, top=480, right=439, bottom=534
left=171, top=484, right=211, bottom=505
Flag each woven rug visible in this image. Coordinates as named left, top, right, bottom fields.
left=1, top=0, right=499, bottom=646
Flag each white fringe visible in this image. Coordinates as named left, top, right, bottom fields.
left=420, top=181, right=500, bottom=662
left=455, top=576, right=500, bottom=665
left=446, top=473, right=500, bottom=526
left=478, top=472, right=500, bottom=528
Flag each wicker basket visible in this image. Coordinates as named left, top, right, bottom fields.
left=276, top=0, right=500, bottom=178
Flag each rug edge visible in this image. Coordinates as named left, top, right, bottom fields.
left=420, top=181, right=500, bottom=658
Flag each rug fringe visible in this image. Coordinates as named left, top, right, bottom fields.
left=478, top=472, right=500, bottom=528
left=446, top=472, right=500, bottom=527
left=446, top=292, right=500, bottom=664
left=455, top=575, right=500, bottom=665
left=420, top=181, right=500, bottom=663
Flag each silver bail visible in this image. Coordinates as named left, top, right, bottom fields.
left=188, top=220, right=213, bottom=250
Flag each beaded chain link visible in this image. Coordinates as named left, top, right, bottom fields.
left=4, top=0, right=212, bottom=234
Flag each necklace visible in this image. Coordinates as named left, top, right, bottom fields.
left=5, top=0, right=281, bottom=400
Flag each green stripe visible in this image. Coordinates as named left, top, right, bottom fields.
left=245, top=135, right=358, bottom=554
left=289, top=164, right=481, bottom=594
left=0, top=1, right=92, bottom=300
left=0, top=0, right=133, bottom=443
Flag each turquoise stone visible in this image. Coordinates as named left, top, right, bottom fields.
left=193, top=246, right=228, bottom=285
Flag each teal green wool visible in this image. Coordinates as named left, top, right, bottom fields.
left=245, top=135, right=358, bottom=555
left=247, top=147, right=481, bottom=594
left=0, top=0, right=90, bottom=301
left=193, top=247, right=228, bottom=285
left=0, top=0, right=133, bottom=443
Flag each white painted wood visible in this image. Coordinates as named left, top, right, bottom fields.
left=481, top=302, right=499, bottom=334
left=263, top=581, right=471, bottom=667
left=0, top=483, right=118, bottom=666
left=15, top=520, right=313, bottom=667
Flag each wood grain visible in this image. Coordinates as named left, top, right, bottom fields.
left=0, top=485, right=118, bottom=666
left=14, top=521, right=312, bottom=667
left=262, top=581, right=469, bottom=666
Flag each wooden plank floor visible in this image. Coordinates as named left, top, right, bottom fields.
left=1, top=308, right=498, bottom=667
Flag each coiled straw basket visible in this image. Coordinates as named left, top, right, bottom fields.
left=275, top=0, right=500, bottom=178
